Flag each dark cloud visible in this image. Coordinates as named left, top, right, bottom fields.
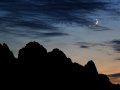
left=77, top=40, right=120, bottom=52
left=38, top=1, right=108, bottom=25
left=0, top=1, right=110, bottom=33
left=110, top=40, right=120, bottom=45
left=109, top=40, right=120, bottom=53
left=77, top=42, right=92, bottom=48
left=108, top=72, right=120, bottom=84
left=0, top=0, right=118, bottom=37
left=89, top=25, right=111, bottom=31
left=108, top=73, right=120, bottom=78
left=31, top=32, right=69, bottom=38
left=77, top=40, right=120, bottom=61
left=80, top=45, right=89, bottom=48
left=42, top=32, right=68, bottom=37
left=115, top=58, right=120, bottom=60
left=76, top=42, right=106, bottom=48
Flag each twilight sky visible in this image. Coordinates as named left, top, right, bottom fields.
left=0, top=0, right=120, bottom=83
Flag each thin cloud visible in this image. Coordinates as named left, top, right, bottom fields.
left=77, top=40, right=120, bottom=53
left=0, top=1, right=110, bottom=31
left=109, top=40, right=120, bottom=53
left=41, top=32, right=69, bottom=37
left=0, top=0, right=118, bottom=37
left=115, top=58, right=120, bottom=60
left=76, top=42, right=106, bottom=48
left=108, top=73, right=120, bottom=84
left=80, top=45, right=90, bottom=48
left=89, top=25, right=111, bottom=31
left=108, top=73, right=120, bottom=78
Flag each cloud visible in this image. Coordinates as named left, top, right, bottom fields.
left=0, top=1, right=110, bottom=27
left=39, top=1, right=108, bottom=25
left=108, top=73, right=120, bottom=84
left=80, top=45, right=90, bottom=48
left=76, top=42, right=106, bottom=48
left=89, top=25, right=111, bottom=31
left=0, top=0, right=118, bottom=37
left=77, top=40, right=120, bottom=61
left=42, top=32, right=68, bottom=37
left=77, top=40, right=120, bottom=52
left=115, top=58, right=120, bottom=60
left=108, top=40, right=120, bottom=53
left=106, top=40, right=120, bottom=60
left=108, top=73, right=120, bottom=78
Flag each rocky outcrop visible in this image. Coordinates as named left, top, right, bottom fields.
left=0, top=41, right=119, bottom=90
left=0, top=43, right=16, bottom=64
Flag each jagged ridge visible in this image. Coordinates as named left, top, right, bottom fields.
left=0, top=41, right=120, bottom=90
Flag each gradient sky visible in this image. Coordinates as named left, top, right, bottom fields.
left=0, top=0, right=120, bottom=83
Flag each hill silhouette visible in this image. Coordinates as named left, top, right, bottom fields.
left=0, top=41, right=120, bottom=90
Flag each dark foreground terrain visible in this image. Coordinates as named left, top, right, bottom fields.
left=0, top=41, right=120, bottom=90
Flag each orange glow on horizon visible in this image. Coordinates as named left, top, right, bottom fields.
left=109, top=77, right=120, bottom=84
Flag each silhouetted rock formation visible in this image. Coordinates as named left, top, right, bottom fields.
left=0, top=41, right=120, bottom=90
left=85, top=60, right=98, bottom=77
left=18, top=42, right=47, bottom=65
left=0, top=43, right=16, bottom=64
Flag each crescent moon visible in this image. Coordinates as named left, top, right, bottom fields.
left=95, top=19, right=99, bottom=25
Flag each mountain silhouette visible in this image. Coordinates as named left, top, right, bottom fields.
left=84, top=60, right=98, bottom=77
left=0, top=43, right=16, bottom=64
left=0, top=41, right=120, bottom=90
left=18, top=41, right=47, bottom=64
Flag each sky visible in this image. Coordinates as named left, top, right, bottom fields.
left=0, top=0, right=120, bottom=83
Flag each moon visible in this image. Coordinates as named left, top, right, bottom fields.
left=95, top=18, right=99, bottom=25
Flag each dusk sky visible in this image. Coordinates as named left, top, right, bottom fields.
left=0, top=0, right=120, bottom=83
